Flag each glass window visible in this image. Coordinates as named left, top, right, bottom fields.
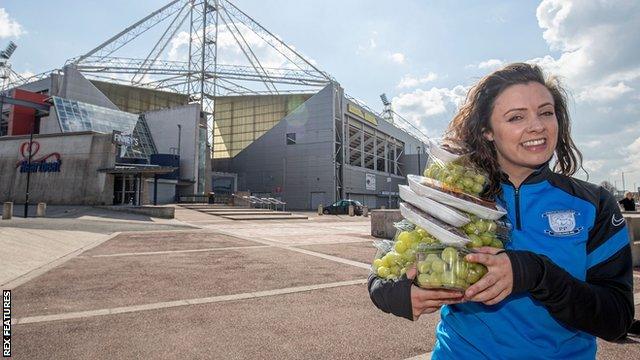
left=286, top=133, right=296, bottom=145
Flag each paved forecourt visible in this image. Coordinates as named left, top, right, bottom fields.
left=7, top=211, right=640, bottom=359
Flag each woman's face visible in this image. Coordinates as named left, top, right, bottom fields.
left=484, top=82, right=558, bottom=178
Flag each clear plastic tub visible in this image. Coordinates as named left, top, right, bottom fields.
left=399, top=185, right=470, bottom=227
left=407, top=174, right=506, bottom=220
left=414, top=244, right=488, bottom=291
left=424, top=141, right=488, bottom=198
left=400, top=202, right=470, bottom=246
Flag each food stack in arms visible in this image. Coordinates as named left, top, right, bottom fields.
left=371, top=140, right=512, bottom=291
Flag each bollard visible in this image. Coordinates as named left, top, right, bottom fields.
left=381, top=205, right=386, bottom=209
left=363, top=206, right=369, bottom=217
left=348, top=205, right=355, bottom=217
left=2, top=202, right=13, bottom=220
left=318, top=204, right=323, bottom=215
left=36, top=202, right=47, bottom=217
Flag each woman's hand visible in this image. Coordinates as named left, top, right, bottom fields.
left=405, top=266, right=464, bottom=320
left=464, top=247, right=513, bottom=305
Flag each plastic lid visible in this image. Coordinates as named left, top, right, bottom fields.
left=407, top=174, right=506, bottom=220
left=400, top=202, right=470, bottom=246
left=427, top=138, right=461, bottom=164
left=399, top=185, right=470, bottom=227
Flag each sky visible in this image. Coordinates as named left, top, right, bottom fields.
left=1, top=0, right=639, bottom=191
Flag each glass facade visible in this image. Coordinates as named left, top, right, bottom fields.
left=346, top=115, right=404, bottom=176
left=52, top=96, right=157, bottom=159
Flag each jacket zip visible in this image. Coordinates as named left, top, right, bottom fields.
left=514, top=188, right=522, bottom=230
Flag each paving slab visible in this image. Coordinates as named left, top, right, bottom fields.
left=221, top=215, right=308, bottom=220
left=13, top=247, right=369, bottom=317
left=11, top=284, right=440, bottom=360
left=295, top=241, right=376, bottom=265
left=82, top=231, right=257, bottom=256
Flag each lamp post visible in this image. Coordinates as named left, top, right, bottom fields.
left=417, top=145, right=421, bottom=176
left=23, top=124, right=34, bottom=218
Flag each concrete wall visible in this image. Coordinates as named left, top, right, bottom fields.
left=144, top=104, right=200, bottom=193
left=0, top=132, right=116, bottom=205
left=231, top=84, right=337, bottom=210
left=58, top=66, right=119, bottom=110
left=92, top=80, right=189, bottom=114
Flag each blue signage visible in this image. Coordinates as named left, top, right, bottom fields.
left=18, top=160, right=62, bottom=173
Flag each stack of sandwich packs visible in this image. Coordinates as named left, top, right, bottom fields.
left=371, top=140, right=512, bottom=291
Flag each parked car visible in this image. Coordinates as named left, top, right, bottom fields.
left=322, top=199, right=363, bottom=215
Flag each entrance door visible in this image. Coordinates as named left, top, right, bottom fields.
left=310, top=192, right=326, bottom=210
left=113, top=174, right=137, bottom=205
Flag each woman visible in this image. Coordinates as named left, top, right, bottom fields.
left=368, top=63, right=634, bottom=359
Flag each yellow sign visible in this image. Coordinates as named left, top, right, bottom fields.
left=364, top=112, right=378, bottom=126
left=347, top=103, right=378, bottom=126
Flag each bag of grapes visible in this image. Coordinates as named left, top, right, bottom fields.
left=371, top=220, right=441, bottom=281
left=423, top=139, right=488, bottom=198
left=400, top=202, right=509, bottom=249
left=414, top=243, right=488, bottom=291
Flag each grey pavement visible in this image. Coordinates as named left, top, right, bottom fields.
left=3, top=205, right=640, bottom=359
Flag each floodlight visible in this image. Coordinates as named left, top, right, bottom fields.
left=0, top=42, right=17, bottom=60
left=380, top=93, right=390, bottom=106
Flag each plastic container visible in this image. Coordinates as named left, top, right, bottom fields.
left=400, top=202, right=470, bottom=246
left=398, top=185, right=470, bottom=227
left=414, top=244, right=488, bottom=291
left=424, top=141, right=489, bottom=198
left=427, top=138, right=461, bottom=164
left=407, top=174, right=506, bottom=220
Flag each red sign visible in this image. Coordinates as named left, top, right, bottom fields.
left=15, top=141, right=62, bottom=173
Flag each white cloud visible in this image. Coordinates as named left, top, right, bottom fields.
left=0, top=8, right=23, bottom=38
left=478, top=59, right=504, bottom=69
left=389, top=52, right=405, bottom=64
left=465, top=59, right=505, bottom=70
left=397, top=72, right=438, bottom=89
left=583, top=160, right=604, bottom=172
left=391, top=86, right=468, bottom=137
left=577, top=82, right=633, bottom=102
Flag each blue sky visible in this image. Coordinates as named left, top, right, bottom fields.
left=2, top=0, right=640, bottom=190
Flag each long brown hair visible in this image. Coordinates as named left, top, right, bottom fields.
left=445, top=63, right=582, bottom=198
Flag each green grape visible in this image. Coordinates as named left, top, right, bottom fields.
left=441, top=247, right=458, bottom=266
left=490, top=239, right=504, bottom=248
left=417, top=261, right=431, bottom=273
left=427, top=273, right=443, bottom=287
left=468, top=234, right=483, bottom=248
left=373, top=258, right=384, bottom=269
left=471, top=263, right=488, bottom=277
left=377, top=266, right=390, bottom=278
left=472, top=182, right=484, bottom=195
left=431, top=259, right=447, bottom=273
left=464, top=222, right=478, bottom=235
left=486, top=221, right=497, bottom=233
left=426, top=253, right=440, bottom=262
left=442, top=270, right=457, bottom=287
left=480, top=232, right=495, bottom=246
left=474, top=174, right=486, bottom=184
left=415, top=228, right=428, bottom=238
left=466, top=267, right=482, bottom=284
left=394, top=240, right=407, bottom=253
left=386, top=252, right=401, bottom=265
left=400, top=267, right=407, bottom=276
left=463, top=177, right=475, bottom=189
left=402, top=249, right=416, bottom=263
left=475, top=220, right=488, bottom=233
left=390, top=265, right=400, bottom=276
left=453, top=260, right=469, bottom=279
left=417, top=273, right=430, bottom=287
